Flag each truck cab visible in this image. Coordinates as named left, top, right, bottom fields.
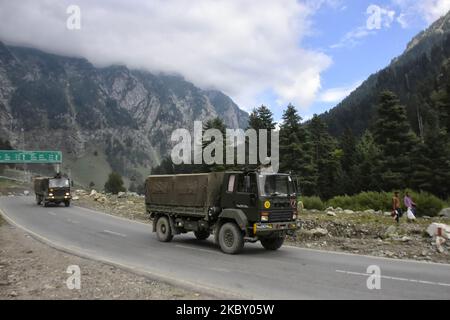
left=220, top=171, right=298, bottom=243
left=34, top=175, right=72, bottom=207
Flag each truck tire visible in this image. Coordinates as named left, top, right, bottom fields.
left=156, top=216, right=173, bottom=242
left=64, top=201, right=71, bottom=207
left=260, top=235, right=285, bottom=251
left=36, top=195, right=41, bottom=205
left=218, top=222, right=244, bottom=254
left=194, top=230, right=210, bottom=240
left=43, top=200, right=49, bottom=207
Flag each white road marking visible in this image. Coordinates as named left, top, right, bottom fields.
left=336, top=269, right=450, bottom=287
left=47, top=211, right=56, bottom=216
left=175, top=244, right=221, bottom=255
left=67, top=219, right=79, bottom=224
left=102, top=229, right=127, bottom=237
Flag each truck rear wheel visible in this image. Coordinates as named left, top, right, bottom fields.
left=260, top=235, right=285, bottom=250
left=156, top=216, right=173, bottom=242
left=218, top=222, right=244, bottom=254
left=194, top=230, right=210, bottom=240
left=64, top=201, right=71, bottom=207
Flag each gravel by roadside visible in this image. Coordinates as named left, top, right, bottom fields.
left=0, top=216, right=213, bottom=300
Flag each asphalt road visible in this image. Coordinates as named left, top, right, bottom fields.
left=1, top=196, right=449, bottom=299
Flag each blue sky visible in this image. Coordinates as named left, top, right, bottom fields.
left=265, top=0, right=449, bottom=122
left=1, top=0, right=449, bottom=125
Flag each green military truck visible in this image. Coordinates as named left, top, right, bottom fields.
left=34, top=174, right=72, bottom=207
left=145, top=171, right=299, bottom=254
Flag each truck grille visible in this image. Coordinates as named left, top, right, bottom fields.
left=269, top=211, right=292, bottom=222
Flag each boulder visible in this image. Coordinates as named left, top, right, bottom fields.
left=343, top=209, right=354, bottom=214
left=383, top=225, right=397, bottom=238
left=311, top=228, right=328, bottom=237
left=97, top=196, right=107, bottom=204
left=438, top=208, right=450, bottom=218
left=326, top=211, right=336, bottom=217
left=325, top=207, right=334, bottom=212
left=426, top=223, right=450, bottom=238
left=117, top=192, right=126, bottom=198
left=89, top=190, right=97, bottom=196
left=72, top=196, right=80, bottom=200
left=384, top=211, right=393, bottom=216
left=23, top=190, right=30, bottom=196
left=363, top=209, right=375, bottom=214
left=335, top=207, right=343, bottom=211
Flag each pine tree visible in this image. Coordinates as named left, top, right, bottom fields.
left=247, top=105, right=277, bottom=168
left=104, top=172, right=126, bottom=194
left=354, top=131, right=382, bottom=191
left=339, top=127, right=358, bottom=194
left=308, top=115, right=342, bottom=199
left=248, top=105, right=276, bottom=130
left=279, top=104, right=316, bottom=195
left=373, top=91, right=419, bottom=191
left=411, top=127, right=450, bottom=198
left=202, top=117, right=227, bottom=172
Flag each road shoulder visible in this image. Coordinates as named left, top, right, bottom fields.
left=0, top=216, right=212, bottom=299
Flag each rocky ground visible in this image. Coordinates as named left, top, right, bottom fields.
left=0, top=215, right=212, bottom=300
left=288, top=209, right=450, bottom=264
left=73, top=190, right=450, bottom=264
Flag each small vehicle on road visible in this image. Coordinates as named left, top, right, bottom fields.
left=145, top=170, right=300, bottom=254
left=34, top=174, right=72, bottom=207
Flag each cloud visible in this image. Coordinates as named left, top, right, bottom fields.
left=318, top=81, right=362, bottom=103
left=392, top=0, right=450, bottom=27
left=330, top=5, right=395, bottom=49
left=330, top=26, right=375, bottom=49
left=0, top=0, right=333, bottom=111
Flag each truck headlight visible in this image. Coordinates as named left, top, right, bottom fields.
left=65, top=192, right=70, bottom=196
left=261, top=213, right=269, bottom=222
left=48, top=193, right=53, bottom=197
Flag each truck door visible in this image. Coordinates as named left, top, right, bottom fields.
left=222, top=173, right=258, bottom=217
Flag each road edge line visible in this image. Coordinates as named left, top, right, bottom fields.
left=0, top=207, right=247, bottom=300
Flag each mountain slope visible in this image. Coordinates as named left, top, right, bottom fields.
left=320, top=11, right=450, bottom=137
left=0, top=42, right=248, bottom=187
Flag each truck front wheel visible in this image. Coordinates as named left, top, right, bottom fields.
left=260, top=235, right=285, bottom=250
left=156, top=216, right=173, bottom=242
left=218, top=222, right=244, bottom=254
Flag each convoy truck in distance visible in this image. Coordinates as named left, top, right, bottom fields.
left=34, top=174, right=72, bottom=207
left=145, top=171, right=299, bottom=254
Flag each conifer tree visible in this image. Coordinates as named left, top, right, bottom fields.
left=373, top=91, right=418, bottom=190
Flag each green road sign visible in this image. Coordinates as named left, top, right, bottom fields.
left=0, top=150, right=62, bottom=164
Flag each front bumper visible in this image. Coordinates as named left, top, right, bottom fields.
left=46, top=195, right=72, bottom=201
left=253, top=220, right=301, bottom=235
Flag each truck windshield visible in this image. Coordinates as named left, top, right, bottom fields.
left=49, top=178, right=69, bottom=188
left=258, top=174, right=293, bottom=197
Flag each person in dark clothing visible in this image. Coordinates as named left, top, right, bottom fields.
left=392, top=191, right=403, bottom=223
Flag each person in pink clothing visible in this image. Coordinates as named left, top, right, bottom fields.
left=404, top=192, right=416, bottom=215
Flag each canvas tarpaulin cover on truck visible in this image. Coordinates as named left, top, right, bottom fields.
left=145, top=172, right=225, bottom=208
left=34, top=177, right=49, bottom=194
